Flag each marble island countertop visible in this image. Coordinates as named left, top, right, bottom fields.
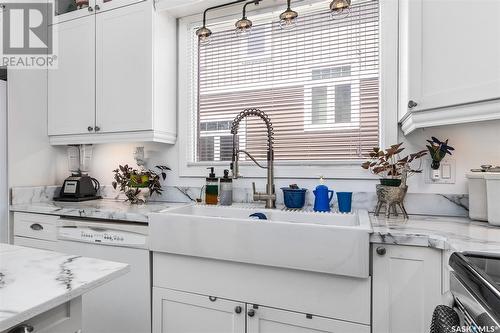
left=10, top=199, right=187, bottom=223
left=0, top=244, right=129, bottom=331
left=371, top=214, right=500, bottom=253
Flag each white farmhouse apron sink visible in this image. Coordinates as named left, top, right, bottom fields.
left=149, top=204, right=372, bottom=278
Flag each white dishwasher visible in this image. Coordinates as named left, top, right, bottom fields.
left=57, top=218, right=150, bottom=333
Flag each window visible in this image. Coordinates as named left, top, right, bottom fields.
left=191, top=0, right=379, bottom=163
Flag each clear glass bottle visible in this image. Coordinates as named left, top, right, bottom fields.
left=205, top=167, right=219, bottom=205
left=219, top=169, right=233, bottom=206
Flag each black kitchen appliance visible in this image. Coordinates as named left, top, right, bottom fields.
left=54, top=145, right=102, bottom=202
left=54, top=174, right=101, bottom=202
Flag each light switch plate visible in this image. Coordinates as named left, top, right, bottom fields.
left=424, top=158, right=456, bottom=184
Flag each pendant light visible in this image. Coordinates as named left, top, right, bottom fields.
left=329, top=0, right=351, bottom=19
left=235, top=0, right=261, bottom=37
left=196, top=26, right=212, bottom=45
left=279, top=0, right=298, bottom=30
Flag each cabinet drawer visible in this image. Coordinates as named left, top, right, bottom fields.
left=13, top=213, right=59, bottom=241
left=14, top=236, right=57, bottom=251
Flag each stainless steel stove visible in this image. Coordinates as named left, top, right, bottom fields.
left=449, top=252, right=500, bottom=332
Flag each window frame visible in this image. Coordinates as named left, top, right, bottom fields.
left=177, top=0, right=399, bottom=179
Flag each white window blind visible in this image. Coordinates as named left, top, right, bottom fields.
left=191, top=0, right=379, bottom=163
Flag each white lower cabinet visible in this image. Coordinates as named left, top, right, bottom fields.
left=372, top=244, right=443, bottom=333
left=12, top=213, right=59, bottom=251
left=152, top=287, right=369, bottom=333
left=153, top=288, right=245, bottom=333
left=247, top=305, right=370, bottom=333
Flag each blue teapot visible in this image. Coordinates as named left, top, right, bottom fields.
left=313, top=182, right=334, bottom=212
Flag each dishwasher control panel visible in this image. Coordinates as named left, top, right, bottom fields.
left=58, top=226, right=148, bottom=247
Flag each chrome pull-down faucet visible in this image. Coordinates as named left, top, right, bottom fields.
left=230, top=108, right=276, bottom=209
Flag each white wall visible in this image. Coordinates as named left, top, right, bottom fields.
left=68, top=118, right=500, bottom=196
left=0, top=80, right=7, bottom=243
left=6, top=68, right=500, bottom=197
left=6, top=71, right=500, bottom=198
left=7, top=69, right=66, bottom=187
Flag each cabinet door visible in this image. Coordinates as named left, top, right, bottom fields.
left=246, top=305, right=370, bottom=333
left=95, top=1, right=153, bottom=133
left=372, top=244, right=442, bottom=333
left=399, top=0, right=500, bottom=115
left=152, top=288, right=245, bottom=333
left=48, top=16, right=96, bottom=136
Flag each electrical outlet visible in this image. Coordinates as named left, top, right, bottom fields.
left=424, top=158, right=456, bottom=184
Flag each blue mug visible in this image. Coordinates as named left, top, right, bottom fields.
left=313, top=184, right=334, bottom=212
left=336, top=192, right=353, bottom=213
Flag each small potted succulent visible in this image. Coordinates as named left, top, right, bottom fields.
left=112, top=164, right=170, bottom=204
left=426, top=137, right=454, bottom=170
left=361, top=143, right=427, bottom=186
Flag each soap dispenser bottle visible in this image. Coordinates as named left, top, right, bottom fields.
left=219, top=169, right=233, bottom=206
left=205, top=167, right=219, bottom=205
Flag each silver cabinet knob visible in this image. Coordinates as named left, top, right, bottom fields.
left=8, top=324, right=34, bottom=333
left=247, top=309, right=255, bottom=317
left=88, top=6, right=93, bottom=11
left=94, top=126, right=101, bottom=132
left=376, top=246, right=386, bottom=256
left=87, top=126, right=94, bottom=132
left=95, top=4, right=100, bottom=10
left=408, top=100, right=418, bottom=109
left=234, top=306, right=242, bottom=314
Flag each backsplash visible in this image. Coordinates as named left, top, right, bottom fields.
left=11, top=185, right=469, bottom=217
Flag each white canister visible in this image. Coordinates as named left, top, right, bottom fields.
left=485, top=173, right=500, bottom=226
left=466, top=172, right=488, bottom=221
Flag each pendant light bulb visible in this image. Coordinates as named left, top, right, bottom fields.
left=279, top=0, right=298, bottom=30
left=329, top=0, right=351, bottom=20
left=235, top=17, right=253, bottom=37
left=196, top=26, right=212, bottom=46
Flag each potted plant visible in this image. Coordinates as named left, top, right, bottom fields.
left=361, top=143, right=427, bottom=187
left=426, top=137, right=454, bottom=170
left=362, top=143, right=427, bottom=218
left=112, top=164, right=171, bottom=204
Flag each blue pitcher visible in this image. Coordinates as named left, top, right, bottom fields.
left=313, top=184, right=334, bottom=212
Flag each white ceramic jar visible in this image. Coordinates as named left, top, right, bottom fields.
left=466, top=172, right=488, bottom=221
left=484, top=173, right=500, bottom=226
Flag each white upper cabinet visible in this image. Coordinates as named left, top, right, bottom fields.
left=53, top=0, right=96, bottom=24
left=95, top=0, right=145, bottom=12
left=48, top=0, right=177, bottom=145
left=95, top=1, right=153, bottom=133
left=48, top=16, right=96, bottom=136
left=399, top=0, right=500, bottom=134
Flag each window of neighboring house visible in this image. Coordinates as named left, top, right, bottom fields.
left=311, top=86, right=328, bottom=124
left=335, top=84, right=352, bottom=123
left=191, top=0, right=380, bottom=162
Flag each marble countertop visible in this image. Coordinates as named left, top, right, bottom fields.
left=371, top=214, right=500, bottom=253
left=0, top=244, right=129, bottom=331
left=10, top=199, right=187, bottom=223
